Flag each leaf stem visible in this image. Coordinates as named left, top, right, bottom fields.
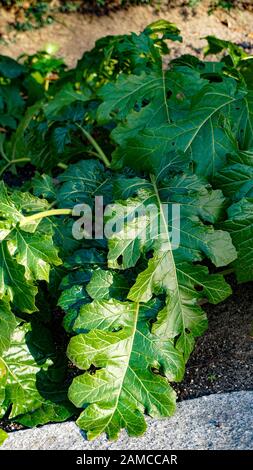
left=76, top=124, right=111, bottom=168
left=218, top=267, right=235, bottom=276
left=47, top=200, right=58, bottom=209
left=57, top=162, right=68, bottom=170
left=0, top=139, right=10, bottom=163
left=0, top=158, right=31, bottom=177
left=21, top=208, right=72, bottom=225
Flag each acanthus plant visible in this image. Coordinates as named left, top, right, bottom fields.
left=0, top=21, right=252, bottom=441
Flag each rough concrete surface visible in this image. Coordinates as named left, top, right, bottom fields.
left=1, top=391, right=253, bottom=450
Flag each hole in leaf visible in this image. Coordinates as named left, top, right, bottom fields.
left=134, top=102, right=140, bottom=112
left=141, top=98, right=150, bottom=108
left=173, top=333, right=181, bottom=347
left=110, top=108, right=120, bottom=118
left=146, top=250, right=154, bottom=260
left=117, top=255, right=123, bottom=266
left=206, top=75, right=223, bottom=83
left=195, top=284, right=204, bottom=292
left=111, top=326, right=123, bottom=333
left=67, top=362, right=84, bottom=379
left=185, top=328, right=191, bottom=334
left=166, top=90, right=172, bottom=100
left=88, top=364, right=102, bottom=375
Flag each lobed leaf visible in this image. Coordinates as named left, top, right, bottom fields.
left=0, top=322, right=73, bottom=423
left=68, top=300, right=183, bottom=440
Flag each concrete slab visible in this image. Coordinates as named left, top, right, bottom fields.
left=1, top=391, right=253, bottom=450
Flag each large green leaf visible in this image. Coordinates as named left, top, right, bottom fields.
left=86, top=269, right=130, bottom=301
left=0, top=322, right=73, bottom=423
left=98, top=70, right=242, bottom=175
left=230, top=92, right=253, bottom=149
left=57, top=159, right=113, bottom=208
left=130, top=251, right=230, bottom=359
left=16, top=401, right=74, bottom=428
left=58, top=248, right=108, bottom=333
left=0, top=183, right=62, bottom=310
left=105, top=173, right=235, bottom=358
left=97, top=71, right=171, bottom=125
left=215, top=150, right=253, bottom=201
left=58, top=284, right=90, bottom=333
left=98, top=67, right=206, bottom=173
left=0, top=181, right=49, bottom=232
left=0, top=182, right=26, bottom=227
left=0, top=55, right=24, bottom=79
left=44, top=83, right=91, bottom=120
left=11, top=222, right=61, bottom=282
left=68, top=299, right=184, bottom=440
left=216, top=151, right=253, bottom=281
left=32, top=173, right=56, bottom=200
left=98, top=67, right=204, bottom=127
left=65, top=169, right=235, bottom=439
left=123, top=80, right=241, bottom=175
left=106, top=174, right=236, bottom=270
left=189, top=115, right=236, bottom=176
left=0, top=241, right=38, bottom=313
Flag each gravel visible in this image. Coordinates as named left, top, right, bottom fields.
left=1, top=391, right=253, bottom=450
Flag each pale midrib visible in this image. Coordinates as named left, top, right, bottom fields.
left=17, top=231, right=48, bottom=261
left=210, top=118, right=215, bottom=177
left=162, top=71, right=170, bottom=124
left=109, top=75, right=167, bottom=110
left=185, top=95, right=237, bottom=152
left=0, top=356, right=30, bottom=390
left=244, top=97, right=253, bottom=143
left=136, top=329, right=179, bottom=370
left=150, top=175, right=186, bottom=336
left=93, top=302, right=140, bottom=435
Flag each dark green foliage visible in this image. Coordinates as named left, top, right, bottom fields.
left=0, top=21, right=252, bottom=441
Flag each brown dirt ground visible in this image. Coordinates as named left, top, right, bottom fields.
left=1, top=1, right=253, bottom=66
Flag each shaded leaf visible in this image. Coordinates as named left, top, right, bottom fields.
left=0, top=242, right=38, bottom=313
left=0, top=323, right=72, bottom=422
left=86, top=269, right=130, bottom=301
left=57, top=160, right=113, bottom=208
